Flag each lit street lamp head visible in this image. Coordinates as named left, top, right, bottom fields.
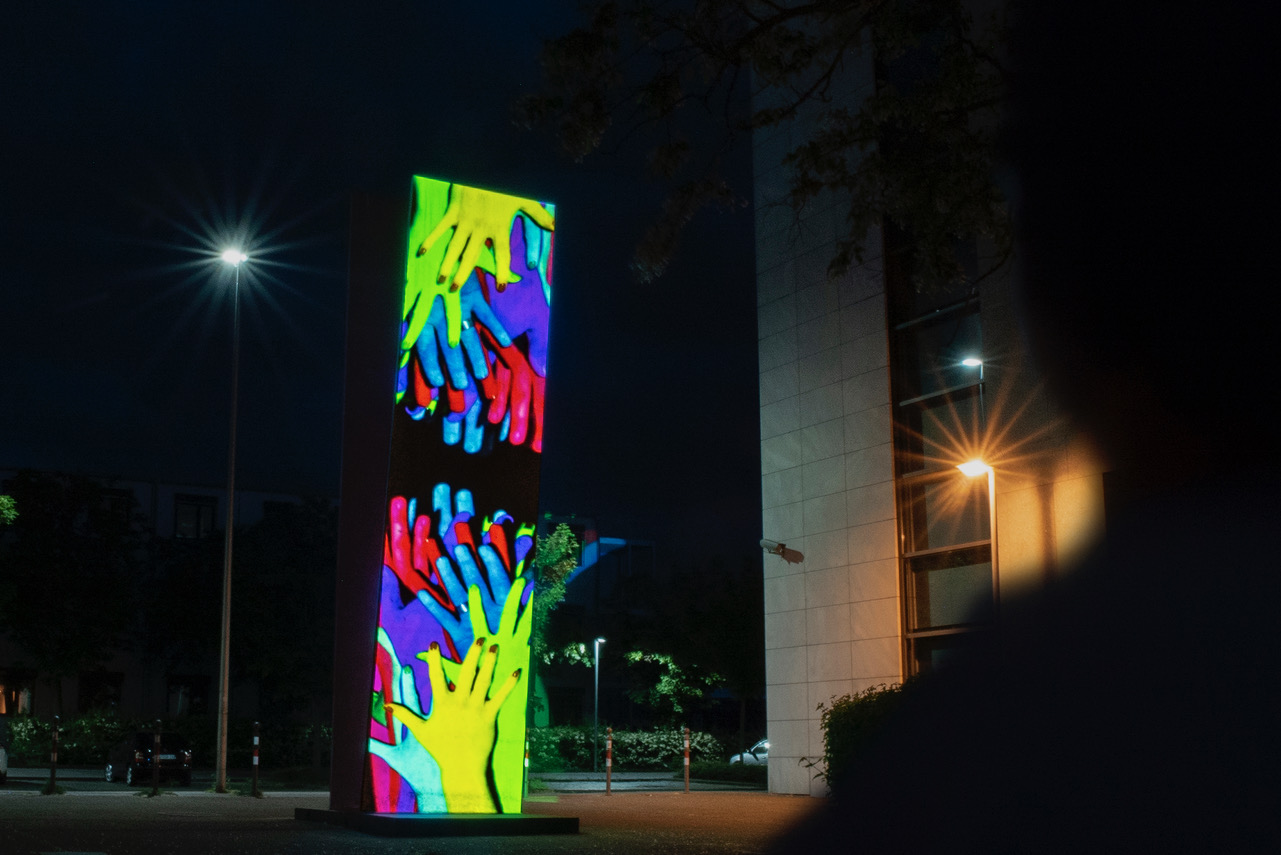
left=220, top=249, right=248, bottom=266
left=957, top=460, right=991, bottom=477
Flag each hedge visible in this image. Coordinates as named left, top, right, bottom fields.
left=527, top=725, right=722, bottom=772
left=3, top=711, right=329, bottom=769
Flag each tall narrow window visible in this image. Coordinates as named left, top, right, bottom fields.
left=889, top=295, right=997, bottom=676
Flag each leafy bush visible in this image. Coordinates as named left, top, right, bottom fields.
left=814, top=682, right=910, bottom=794
left=527, top=725, right=721, bottom=771
left=7, top=715, right=53, bottom=765
left=611, top=728, right=721, bottom=771
left=4, top=713, right=330, bottom=770
left=527, top=725, right=592, bottom=771
left=55, top=710, right=133, bottom=764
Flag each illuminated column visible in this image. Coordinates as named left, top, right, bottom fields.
left=358, top=177, right=556, bottom=814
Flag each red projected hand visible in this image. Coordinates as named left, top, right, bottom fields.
left=477, top=326, right=546, bottom=452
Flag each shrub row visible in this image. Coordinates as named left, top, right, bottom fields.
left=527, top=725, right=723, bottom=772
left=3, top=711, right=330, bottom=769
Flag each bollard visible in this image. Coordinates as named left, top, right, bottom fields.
left=50, top=715, right=59, bottom=789
left=683, top=726, right=690, bottom=793
left=605, top=727, right=613, bottom=795
left=251, top=721, right=261, bottom=798
left=523, top=739, right=530, bottom=799
left=151, top=719, right=161, bottom=794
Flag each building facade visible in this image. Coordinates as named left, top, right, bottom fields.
left=753, top=46, right=1107, bottom=796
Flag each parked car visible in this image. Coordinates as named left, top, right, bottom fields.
left=106, top=732, right=193, bottom=786
left=729, top=738, right=769, bottom=765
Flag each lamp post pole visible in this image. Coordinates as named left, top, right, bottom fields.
left=958, top=460, right=1000, bottom=614
left=216, top=249, right=246, bottom=794
left=593, top=637, right=605, bottom=773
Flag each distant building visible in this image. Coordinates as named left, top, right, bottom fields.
left=534, top=514, right=656, bottom=727
left=0, top=467, right=317, bottom=719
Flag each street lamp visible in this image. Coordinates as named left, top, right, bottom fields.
left=593, top=637, right=606, bottom=773
left=961, top=356, right=985, bottom=420
left=216, top=248, right=247, bottom=794
left=957, top=460, right=999, bottom=611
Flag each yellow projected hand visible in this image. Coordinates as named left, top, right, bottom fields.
left=386, top=638, right=521, bottom=813
left=417, top=185, right=555, bottom=292
left=439, top=577, right=532, bottom=813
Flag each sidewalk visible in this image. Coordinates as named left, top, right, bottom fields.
left=1, top=776, right=822, bottom=854
left=5, top=766, right=764, bottom=793
left=532, top=771, right=763, bottom=793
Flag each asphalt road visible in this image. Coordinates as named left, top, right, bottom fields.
left=0, top=772, right=820, bottom=854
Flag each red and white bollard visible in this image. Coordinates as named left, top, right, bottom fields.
left=523, top=738, right=530, bottom=799
left=683, top=726, right=691, bottom=793
left=251, top=721, right=261, bottom=798
left=605, top=727, right=613, bottom=795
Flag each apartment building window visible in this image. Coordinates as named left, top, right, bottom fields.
left=174, top=494, right=217, bottom=539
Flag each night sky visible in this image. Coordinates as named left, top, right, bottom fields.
left=0, top=1, right=761, bottom=567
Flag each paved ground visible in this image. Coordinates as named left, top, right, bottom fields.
left=0, top=769, right=821, bottom=854
left=3, top=767, right=764, bottom=794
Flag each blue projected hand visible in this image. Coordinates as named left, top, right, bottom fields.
left=432, top=483, right=474, bottom=546
left=414, top=484, right=516, bottom=655
left=440, top=394, right=486, bottom=454
left=416, top=542, right=511, bottom=655
left=412, top=271, right=511, bottom=391
left=368, top=648, right=448, bottom=813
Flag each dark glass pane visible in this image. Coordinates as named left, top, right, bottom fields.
left=900, top=471, right=990, bottom=552
left=910, top=631, right=991, bottom=674
left=895, top=309, right=983, bottom=401
left=896, top=387, right=984, bottom=475
left=884, top=225, right=980, bottom=322
left=909, top=545, right=993, bottom=629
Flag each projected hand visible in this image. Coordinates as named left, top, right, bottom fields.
left=482, top=212, right=552, bottom=375
left=408, top=484, right=524, bottom=655
left=368, top=661, right=447, bottom=813
left=433, top=575, right=532, bottom=814
left=478, top=329, right=546, bottom=452
left=417, top=184, right=555, bottom=292
left=385, top=496, right=440, bottom=597
left=415, top=542, right=511, bottom=655
left=413, top=271, right=511, bottom=391
left=386, top=638, right=522, bottom=813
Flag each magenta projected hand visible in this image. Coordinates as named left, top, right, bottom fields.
left=482, top=214, right=552, bottom=376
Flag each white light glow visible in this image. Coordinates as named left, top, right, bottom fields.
left=220, top=249, right=248, bottom=266
left=957, top=460, right=991, bottom=477
left=961, top=357, right=983, bottom=367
